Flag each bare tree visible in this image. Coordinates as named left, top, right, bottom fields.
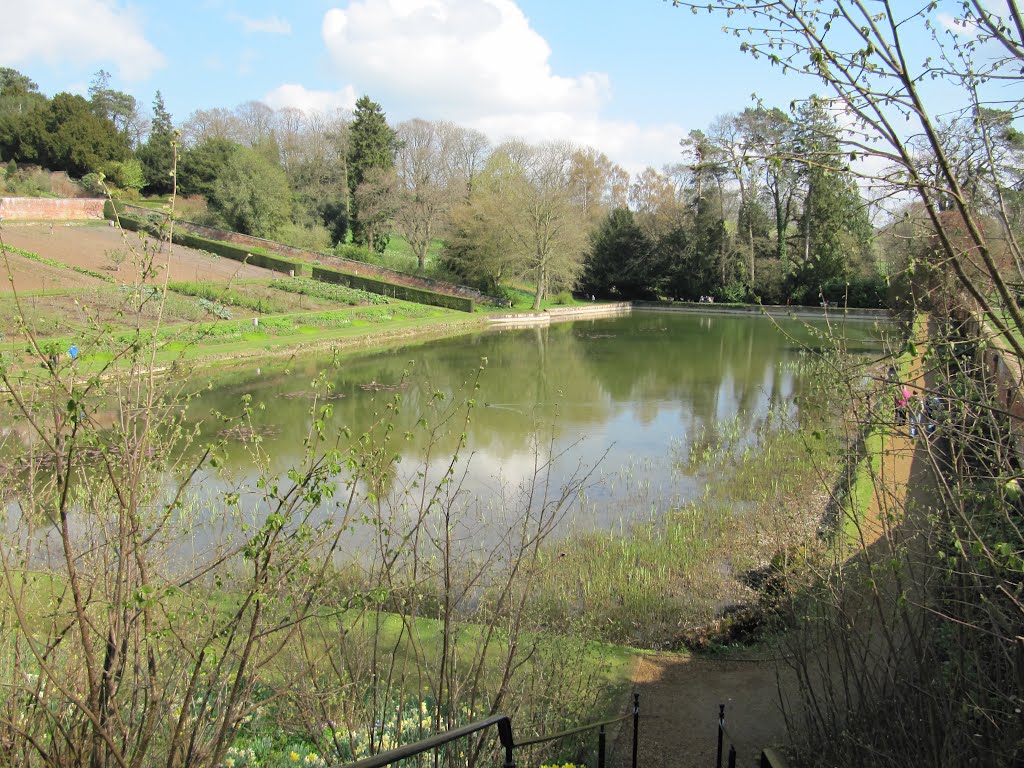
left=393, top=119, right=453, bottom=272
left=436, top=121, right=491, bottom=199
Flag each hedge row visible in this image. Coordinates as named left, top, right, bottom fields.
left=107, top=207, right=474, bottom=312
left=112, top=212, right=307, bottom=276
left=269, top=277, right=389, bottom=306
left=311, top=266, right=474, bottom=312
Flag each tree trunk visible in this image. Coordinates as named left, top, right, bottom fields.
left=533, top=262, right=546, bottom=310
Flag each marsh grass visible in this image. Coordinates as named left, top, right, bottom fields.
left=529, top=362, right=849, bottom=648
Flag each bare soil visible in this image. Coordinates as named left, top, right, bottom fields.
left=627, top=652, right=797, bottom=768
left=0, top=222, right=277, bottom=293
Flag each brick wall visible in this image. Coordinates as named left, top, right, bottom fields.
left=0, top=197, right=106, bottom=220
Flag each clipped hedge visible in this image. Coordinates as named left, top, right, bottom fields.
left=311, top=266, right=474, bottom=312
left=111, top=213, right=307, bottom=277
left=173, top=231, right=307, bottom=276
left=108, top=210, right=472, bottom=312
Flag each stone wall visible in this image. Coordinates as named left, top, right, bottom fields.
left=486, top=302, right=633, bottom=328
left=959, top=309, right=1024, bottom=460
left=0, top=197, right=105, bottom=220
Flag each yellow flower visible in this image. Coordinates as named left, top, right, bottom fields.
left=290, top=751, right=300, bottom=762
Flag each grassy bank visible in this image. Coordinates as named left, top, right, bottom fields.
left=530, top=358, right=851, bottom=648
left=838, top=314, right=921, bottom=546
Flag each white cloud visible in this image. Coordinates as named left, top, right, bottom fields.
left=0, top=0, right=165, bottom=81
left=229, top=13, right=293, bottom=35
left=322, top=0, right=609, bottom=116
left=319, top=0, right=683, bottom=173
left=937, top=12, right=981, bottom=38
left=263, top=84, right=358, bottom=115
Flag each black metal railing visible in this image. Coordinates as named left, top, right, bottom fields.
left=716, top=704, right=737, bottom=768
left=342, top=693, right=640, bottom=768
left=716, top=704, right=789, bottom=768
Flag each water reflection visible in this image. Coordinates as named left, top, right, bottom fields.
left=181, top=312, right=888, bottom=532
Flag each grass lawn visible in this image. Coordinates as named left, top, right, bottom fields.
left=382, top=235, right=444, bottom=273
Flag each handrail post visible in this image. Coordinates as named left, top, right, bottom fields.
left=598, top=724, right=606, bottom=768
left=632, top=692, right=639, bottom=768
left=497, top=716, right=516, bottom=768
left=727, top=745, right=737, bottom=768
left=716, top=704, right=725, bottom=768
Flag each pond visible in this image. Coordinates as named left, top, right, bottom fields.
left=186, top=310, right=890, bottom=533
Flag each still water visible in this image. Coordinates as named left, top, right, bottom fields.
left=188, top=310, right=888, bottom=530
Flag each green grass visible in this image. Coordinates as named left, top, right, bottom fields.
left=501, top=285, right=589, bottom=311
left=532, top=394, right=846, bottom=647
left=382, top=235, right=443, bottom=273
left=839, top=314, right=923, bottom=546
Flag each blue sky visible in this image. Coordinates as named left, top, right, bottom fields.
left=0, top=0, right=988, bottom=174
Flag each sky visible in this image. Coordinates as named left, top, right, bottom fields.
left=0, top=0, right=992, bottom=176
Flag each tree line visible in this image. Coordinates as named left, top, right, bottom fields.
left=0, top=65, right=947, bottom=308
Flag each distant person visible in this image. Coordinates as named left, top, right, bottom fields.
left=68, top=344, right=79, bottom=367
left=907, top=394, right=920, bottom=437
left=895, top=385, right=911, bottom=427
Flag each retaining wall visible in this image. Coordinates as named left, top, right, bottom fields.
left=486, top=302, right=632, bottom=328
left=0, top=197, right=105, bottom=220
left=633, top=300, right=890, bottom=321
left=956, top=308, right=1024, bottom=459
left=487, top=301, right=889, bottom=328
left=119, top=204, right=500, bottom=305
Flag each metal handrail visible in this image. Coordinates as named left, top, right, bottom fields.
left=342, top=714, right=515, bottom=768
left=340, top=693, right=640, bottom=768
left=717, top=704, right=737, bottom=768
left=513, top=711, right=632, bottom=747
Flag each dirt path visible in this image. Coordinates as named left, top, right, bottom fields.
left=623, top=323, right=933, bottom=768
left=628, top=652, right=796, bottom=768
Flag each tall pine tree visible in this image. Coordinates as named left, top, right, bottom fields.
left=138, top=91, right=175, bottom=195
left=347, top=96, right=396, bottom=249
left=790, top=98, right=873, bottom=303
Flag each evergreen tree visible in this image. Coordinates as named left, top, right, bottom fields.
left=664, top=191, right=729, bottom=300
left=138, top=91, right=176, bottom=194
left=580, top=208, right=660, bottom=299
left=178, top=137, right=239, bottom=198
left=790, top=98, right=873, bottom=303
left=88, top=70, right=140, bottom=144
left=41, top=93, right=129, bottom=176
left=0, top=69, right=48, bottom=165
left=347, top=96, right=396, bottom=249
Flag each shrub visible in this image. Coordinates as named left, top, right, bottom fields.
left=102, top=159, right=145, bottom=192
left=311, top=266, right=474, bottom=312
left=333, top=243, right=375, bottom=263
left=80, top=173, right=106, bottom=195
left=551, top=291, right=574, bottom=305
left=275, top=222, right=332, bottom=252
left=3, top=166, right=53, bottom=196
left=269, top=277, right=388, bottom=306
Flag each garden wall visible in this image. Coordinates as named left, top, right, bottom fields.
left=0, top=197, right=105, bottom=220
left=956, top=307, right=1024, bottom=460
